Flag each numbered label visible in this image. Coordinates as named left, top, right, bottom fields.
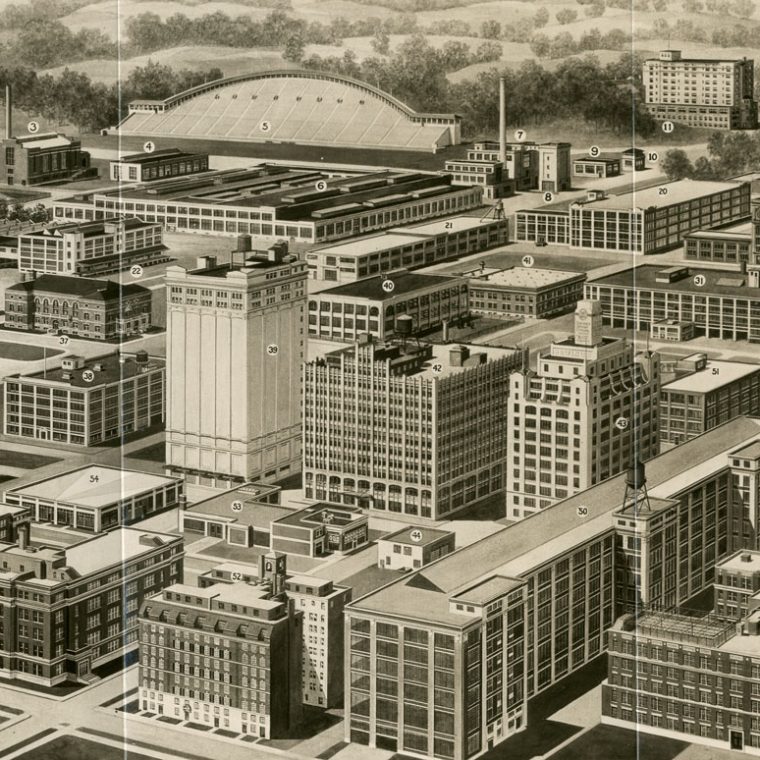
left=82, top=370, right=95, bottom=383
left=711, top=367, right=720, bottom=375
left=267, top=344, right=279, bottom=356
left=577, top=506, right=589, bottom=518
left=231, top=500, right=243, bottom=512
left=315, top=180, right=327, bottom=192
left=410, top=529, right=423, bottom=543
left=543, top=192, right=554, bottom=203
left=59, top=335, right=70, bottom=346
left=615, top=417, right=629, bottom=431
left=661, top=121, right=674, bottom=134
left=514, top=129, right=527, bottom=142
left=589, top=145, right=600, bottom=157
left=89, top=474, right=100, bottom=483
left=27, top=121, right=39, bottom=134
left=381, top=280, right=395, bottom=293
left=693, top=274, right=706, bottom=287
left=521, top=255, right=534, bottom=268
left=647, top=151, right=658, bottom=162
left=259, top=120, right=271, bottom=133
left=143, top=141, right=155, bottom=153
left=658, top=187, right=668, bottom=196
left=130, top=264, right=143, bottom=278
left=432, top=363, right=443, bottom=374
left=444, top=222, right=453, bottom=229
left=231, top=572, right=244, bottom=581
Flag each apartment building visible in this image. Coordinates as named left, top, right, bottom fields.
left=344, top=416, right=760, bottom=760
left=138, top=573, right=302, bottom=738
left=4, top=465, right=183, bottom=533
left=307, top=270, right=468, bottom=342
left=0, top=526, right=183, bottom=686
left=4, top=273, right=152, bottom=340
left=507, top=300, right=660, bottom=519
left=660, top=354, right=760, bottom=448
left=643, top=50, right=758, bottom=129
left=17, top=218, right=166, bottom=277
left=285, top=574, right=351, bottom=708
left=165, top=248, right=306, bottom=487
left=585, top=264, right=760, bottom=342
left=3, top=351, right=165, bottom=446
left=303, top=337, right=524, bottom=521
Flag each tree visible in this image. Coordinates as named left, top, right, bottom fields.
left=440, top=40, right=471, bottom=71
left=731, top=0, right=754, bottom=16
left=555, top=9, right=578, bottom=24
left=533, top=7, right=550, bottom=27
left=371, top=29, right=390, bottom=55
left=474, top=41, right=503, bottom=63
left=584, top=2, right=606, bottom=17
left=661, top=149, right=694, bottom=180
left=480, top=20, right=501, bottom=39
left=282, top=34, right=305, bottom=62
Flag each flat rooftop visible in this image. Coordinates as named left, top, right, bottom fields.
left=576, top=179, right=745, bottom=211
left=399, top=215, right=497, bottom=234
left=65, top=527, right=179, bottom=576
left=452, top=575, right=523, bottom=605
left=273, top=502, right=365, bottom=529
left=462, top=266, right=585, bottom=290
left=7, top=466, right=179, bottom=508
left=349, top=417, right=760, bottom=627
left=662, top=359, right=760, bottom=394
left=117, top=148, right=205, bottom=163
left=17, top=352, right=164, bottom=388
left=716, top=550, right=760, bottom=574
left=589, top=264, right=760, bottom=297
left=686, top=220, right=753, bottom=239
left=313, top=231, right=426, bottom=257
left=379, top=526, right=454, bottom=547
left=635, top=610, right=734, bottom=646
left=318, top=271, right=460, bottom=301
left=731, top=440, right=760, bottom=460
left=574, top=155, right=621, bottom=163
left=186, top=489, right=292, bottom=529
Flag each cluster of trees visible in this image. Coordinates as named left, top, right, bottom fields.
left=530, top=28, right=631, bottom=58
left=644, top=17, right=759, bottom=46
left=662, top=134, right=760, bottom=181
left=683, top=0, right=754, bottom=16
left=0, top=202, right=48, bottom=223
left=6, top=21, right=117, bottom=68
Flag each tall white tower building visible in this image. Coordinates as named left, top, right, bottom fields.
left=165, top=245, right=306, bottom=487
left=507, top=299, right=661, bottom=520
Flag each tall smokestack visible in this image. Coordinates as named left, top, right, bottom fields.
left=5, top=84, right=11, bottom=140
left=499, top=76, right=506, bottom=164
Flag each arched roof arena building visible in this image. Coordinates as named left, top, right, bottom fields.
left=119, top=70, right=462, bottom=154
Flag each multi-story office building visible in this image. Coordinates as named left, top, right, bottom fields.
left=683, top=221, right=752, bottom=265
left=345, top=416, right=760, bottom=760
left=3, top=351, right=165, bottom=446
left=459, top=266, right=585, bottom=319
left=138, top=567, right=302, bottom=738
left=516, top=180, right=751, bottom=254
left=659, top=354, right=760, bottom=448
left=585, top=264, right=760, bottom=342
left=714, top=549, right=760, bottom=619
left=507, top=300, right=660, bottom=519
left=466, top=141, right=571, bottom=193
left=109, top=149, right=209, bottom=183
left=643, top=50, right=758, bottom=129
left=0, top=132, right=93, bottom=186
left=304, top=216, right=508, bottom=284
left=444, top=159, right=514, bottom=200
left=303, top=337, right=523, bottom=521
left=0, top=504, right=29, bottom=544
left=17, top=218, right=166, bottom=277
left=165, top=248, right=306, bottom=487
left=4, top=273, right=152, bottom=340
left=284, top=574, right=351, bottom=708
left=0, top=525, right=182, bottom=686
left=4, top=465, right=183, bottom=533
left=307, top=270, right=468, bottom=342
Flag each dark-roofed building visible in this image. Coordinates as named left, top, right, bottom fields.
left=138, top=565, right=302, bottom=738
left=0, top=526, right=182, bottom=686
left=4, top=273, right=152, bottom=340
left=18, top=217, right=167, bottom=277
left=572, top=154, right=622, bottom=178
left=585, top=264, right=760, bottom=342
left=377, top=526, right=455, bottom=570
left=110, top=148, right=209, bottom=183
left=344, top=416, right=760, bottom=759
left=0, top=132, right=93, bottom=186
left=308, top=269, right=468, bottom=342
left=52, top=163, right=483, bottom=244
left=621, top=147, right=645, bottom=171
left=270, top=503, right=368, bottom=558
left=3, top=351, right=165, bottom=446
